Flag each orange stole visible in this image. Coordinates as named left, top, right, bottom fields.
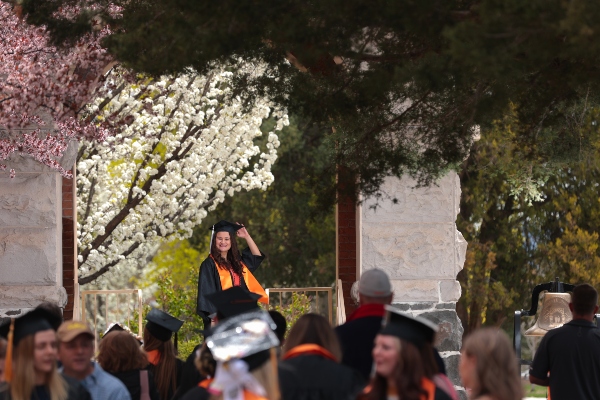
left=363, top=377, right=436, bottom=400
left=211, top=256, right=268, bottom=304
left=199, top=378, right=213, bottom=388
left=146, top=349, right=161, bottom=365
left=282, top=344, right=337, bottom=362
left=242, top=391, right=268, bottom=400
left=420, top=377, right=436, bottom=400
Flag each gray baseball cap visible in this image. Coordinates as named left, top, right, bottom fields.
left=359, top=269, right=392, bottom=297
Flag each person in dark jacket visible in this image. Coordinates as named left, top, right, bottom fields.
left=179, top=343, right=215, bottom=400
left=335, top=269, right=393, bottom=381
left=98, top=330, right=160, bottom=400
left=279, top=313, right=365, bottom=400
left=0, top=308, right=91, bottom=400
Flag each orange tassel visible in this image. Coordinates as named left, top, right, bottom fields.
left=5, top=318, right=14, bottom=383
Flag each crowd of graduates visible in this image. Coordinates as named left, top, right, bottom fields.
left=0, top=268, right=525, bottom=400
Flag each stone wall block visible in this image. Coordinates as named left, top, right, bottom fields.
left=440, top=280, right=462, bottom=302
left=419, top=309, right=464, bottom=352
left=4, top=154, right=55, bottom=173
left=0, top=173, right=58, bottom=226
left=0, top=285, right=67, bottom=314
left=391, top=280, right=440, bottom=302
left=362, top=223, right=457, bottom=279
left=0, top=228, right=58, bottom=284
left=363, top=174, right=459, bottom=223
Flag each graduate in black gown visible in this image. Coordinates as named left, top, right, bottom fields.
left=179, top=287, right=266, bottom=400
left=143, top=308, right=184, bottom=400
left=196, top=220, right=268, bottom=328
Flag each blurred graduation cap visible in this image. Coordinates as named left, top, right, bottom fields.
left=379, top=305, right=438, bottom=349
left=146, top=308, right=184, bottom=345
left=206, top=309, right=279, bottom=367
left=103, top=322, right=125, bottom=338
left=0, top=308, right=62, bottom=346
left=206, top=286, right=261, bottom=321
left=0, top=308, right=62, bottom=383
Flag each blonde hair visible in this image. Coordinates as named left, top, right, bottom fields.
left=462, top=328, right=523, bottom=400
left=11, top=333, right=68, bottom=400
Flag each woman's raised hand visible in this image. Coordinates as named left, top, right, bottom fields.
left=236, top=222, right=250, bottom=239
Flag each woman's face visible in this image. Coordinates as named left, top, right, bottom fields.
left=215, top=231, right=231, bottom=254
left=459, top=349, right=477, bottom=391
left=372, top=334, right=400, bottom=378
left=33, top=329, right=58, bottom=375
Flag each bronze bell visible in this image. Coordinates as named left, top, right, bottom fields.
left=524, top=292, right=573, bottom=336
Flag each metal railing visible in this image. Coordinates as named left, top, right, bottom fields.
left=266, top=287, right=333, bottom=324
left=80, top=289, right=144, bottom=351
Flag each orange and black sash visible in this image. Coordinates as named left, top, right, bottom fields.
left=362, top=377, right=436, bottom=400
left=282, top=344, right=337, bottom=362
left=211, top=255, right=268, bottom=304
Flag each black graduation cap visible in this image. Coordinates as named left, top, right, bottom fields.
left=379, top=305, right=438, bottom=349
left=206, top=286, right=261, bottom=320
left=209, top=220, right=243, bottom=235
left=145, top=309, right=184, bottom=342
left=0, top=308, right=62, bottom=345
left=102, top=322, right=125, bottom=338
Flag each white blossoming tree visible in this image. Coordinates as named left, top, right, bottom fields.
left=77, top=65, right=287, bottom=285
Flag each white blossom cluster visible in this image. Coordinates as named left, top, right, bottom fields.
left=77, top=65, right=287, bottom=285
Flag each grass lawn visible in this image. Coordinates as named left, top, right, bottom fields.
left=522, top=380, right=548, bottom=398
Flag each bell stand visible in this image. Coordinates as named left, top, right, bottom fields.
left=513, top=278, right=575, bottom=367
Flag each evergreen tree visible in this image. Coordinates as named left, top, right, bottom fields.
left=19, top=0, right=600, bottom=202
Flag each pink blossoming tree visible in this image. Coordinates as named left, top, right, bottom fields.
left=0, top=2, right=115, bottom=177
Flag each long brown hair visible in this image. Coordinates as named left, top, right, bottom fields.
left=11, top=333, right=68, bottom=400
left=143, top=326, right=178, bottom=400
left=98, top=331, right=148, bottom=372
left=210, top=231, right=244, bottom=276
left=461, top=328, right=523, bottom=400
left=358, top=336, right=426, bottom=400
left=283, top=313, right=342, bottom=362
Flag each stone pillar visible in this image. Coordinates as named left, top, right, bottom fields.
left=361, top=171, right=467, bottom=393
left=0, top=155, right=68, bottom=318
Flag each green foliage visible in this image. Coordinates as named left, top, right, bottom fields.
left=458, top=115, right=600, bottom=335
left=271, top=292, right=312, bottom=337
left=27, top=0, right=600, bottom=204
left=138, top=240, right=205, bottom=358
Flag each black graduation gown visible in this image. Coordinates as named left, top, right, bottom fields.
left=196, top=247, right=265, bottom=319
left=109, top=369, right=160, bottom=400
left=0, top=375, right=92, bottom=400
left=171, top=344, right=204, bottom=400
left=148, top=358, right=184, bottom=400
left=278, top=354, right=365, bottom=400
left=180, top=386, right=210, bottom=400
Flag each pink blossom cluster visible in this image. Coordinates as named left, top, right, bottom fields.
left=0, top=2, right=115, bottom=176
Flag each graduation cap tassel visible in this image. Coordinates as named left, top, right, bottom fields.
left=209, top=225, right=215, bottom=253
left=5, top=318, right=14, bottom=383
